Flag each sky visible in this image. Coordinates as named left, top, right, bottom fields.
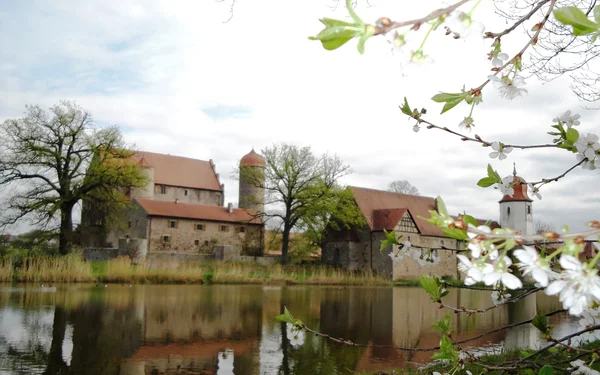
left=0, top=0, right=599, bottom=234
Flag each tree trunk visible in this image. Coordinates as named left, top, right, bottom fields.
left=281, top=225, right=291, bottom=265
left=59, top=202, right=75, bottom=255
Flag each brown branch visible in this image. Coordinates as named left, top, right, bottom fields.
left=527, top=159, right=586, bottom=185
left=441, top=287, right=542, bottom=314
left=419, top=118, right=558, bottom=150
left=373, top=0, right=469, bottom=36
left=468, top=225, right=600, bottom=242
left=470, top=0, right=557, bottom=94
left=485, top=0, right=551, bottom=38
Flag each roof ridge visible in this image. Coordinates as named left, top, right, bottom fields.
left=135, top=150, right=211, bottom=164
left=349, top=185, right=435, bottom=200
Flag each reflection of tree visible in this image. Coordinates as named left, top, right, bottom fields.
left=43, top=306, right=68, bottom=375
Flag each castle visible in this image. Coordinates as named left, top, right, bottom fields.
left=81, top=149, right=267, bottom=259
left=321, top=168, right=534, bottom=280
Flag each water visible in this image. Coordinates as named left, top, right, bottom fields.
left=0, top=284, right=583, bottom=375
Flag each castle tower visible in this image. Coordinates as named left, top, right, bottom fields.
left=499, top=164, right=533, bottom=236
left=239, top=148, right=265, bottom=214
left=130, top=155, right=155, bottom=200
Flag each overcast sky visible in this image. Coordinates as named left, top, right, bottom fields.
left=0, top=0, right=599, bottom=234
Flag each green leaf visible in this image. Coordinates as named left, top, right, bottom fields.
left=477, top=177, right=497, bottom=188
left=431, top=92, right=464, bottom=103
left=441, top=97, right=465, bottom=114
left=442, top=227, right=469, bottom=240
left=531, top=313, right=549, bottom=334
left=380, top=229, right=400, bottom=251
left=275, top=306, right=295, bottom=324
left=356, top=26, right=375, bottom=54
left=436, top=196, right=448, bottom=216
left=319, top=18, right=357, bottom=28
left=554, top=7, right=600, bottom=36
left=461, top=213, right=478, bottom=228
left=420, top=274, right=441, bottom=301
left=432, top=313, right=453, bottom=334
left=346, top=0, right=364, bottom=25
left=539, top=365, right=553, bottom=375
left=399, top=97, right=412, bottom=117
left=595, top=6, right=600, bottom=23
left=566, top=127, right=580, bottom=143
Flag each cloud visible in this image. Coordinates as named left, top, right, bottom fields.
left=0, top=0, right=598, bottom=236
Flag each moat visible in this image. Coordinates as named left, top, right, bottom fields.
left=0, top=284, right=584, bottom=374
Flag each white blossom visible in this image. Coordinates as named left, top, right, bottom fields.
left=489, top=141, right=513, bottom=160
left=491, top=52, right=509, bottom=68
left=513, top=246, right=558, bottom=287
left=578, top=307, right=600, bottom=329
left=445, top=11, right=485, bottom=40
left=482, top=256, right=523, bottom=289
left=459, top=116, right=474, bottom=130
left=413, top=124, right=420, bottom=133
left=467, top=224, right=494, bottom=258
left=527, top=184, right=542, bottom=200
left=286, top=323, right=305, bottom=347
left=494, top=176, right=514, bottom=197
left=553, top=110, right=581, bottom=128
left=571, top=359, right=600, bottom=375
left=488, top=74, right=528, bottom=100
left=491, top=290, right=511, bottom=305
left=457, top=254, right=493, bottom=285
left=577, top=153, right=597, bottom=170
left=575, top=133, right=600, bottom=165
left=545, top=256, right=600, bottom=316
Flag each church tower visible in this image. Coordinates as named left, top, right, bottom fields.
left=499, top=164, right=533, bottom=236
left=239, top=148, right=265, bottom=214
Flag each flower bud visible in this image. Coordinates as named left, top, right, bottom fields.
left=587, top=220, right=600, bottom=229
left=377, top=17, right=392, bottom=27
left=542, top=231, right=559, bottom=240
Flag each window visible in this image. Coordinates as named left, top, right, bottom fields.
left=169, top=220, right=177, bottom=228
left=216, top=194, right=221, bottom=203
left=204, top=240, right=209, bottom=246
left=160, top=185, right=166, bottom=194
left=507, top=207, right=511, bottom=215
left=184, top=190, right=188, bottom=196
left=527, top=205, right=531, bottom=214
left=239, top=226, right=246, bottom=233
left=196, top=224, right=204, bottom=231
left=128, top=221, right=132, bottom=229
left=440, top=240, right=444, bottom=246
left=194, top=240, right=199, bottom=246
left=399, top=214, right=419, bottom=233
left=163, top=235, right=170, bottom=243
left=219, top=225, right=228, bottom=232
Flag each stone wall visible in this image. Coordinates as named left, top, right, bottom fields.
left=105, top=204, right=150, bottom=249
left=83, top=247, right=125, bottom=261
left=148, top=217, right=262, bottom=254
left=152, top=185, right=222, bottom=206
left=391, top=233, right=459, bottom=280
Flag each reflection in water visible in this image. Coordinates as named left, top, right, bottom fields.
left=0, top=284, right=572, bottom=375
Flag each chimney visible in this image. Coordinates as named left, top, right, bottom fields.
left=216, top=173, right=220, bottom=181
left=227, top=202, right=233, bottom=213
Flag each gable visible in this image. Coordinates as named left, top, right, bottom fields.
left=131, top=151, right=222, bottom=191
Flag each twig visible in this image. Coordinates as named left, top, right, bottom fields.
left=373, top=0, right=469, bottom=36
left=419, top=118, right=558, bottom=150
left=468, top=223, right=600, bottom=241
left=485, top=0, right=551, bottom=38
left=441, top=287, right=542, bottom=314
left=527, top=159, right=586, bottom=185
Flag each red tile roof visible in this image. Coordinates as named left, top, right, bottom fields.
left=131, top=151, right=222, bottom=191
left=499, top=175, right=532, bottom=202
left=135, top=198, right=262, bottom=224
left=372, top=208, right=409, bottom=231
left=240, top=149, right=265, bottom=167
left=350, top=186, right=499, bottom=237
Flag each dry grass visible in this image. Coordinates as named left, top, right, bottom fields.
left=100, top=257, right=389, bottom=285
left=16, top=254, right=95, bottom=283
left=0, top=259, right=14, bottom=282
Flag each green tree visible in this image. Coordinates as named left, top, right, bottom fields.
left=240, top=143, right=360, bottom=265
left=0, top=101, right=148, bottom=255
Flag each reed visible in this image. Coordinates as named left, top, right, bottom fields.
left=0, top=259, right=14, bottom=282
left=16, top=254, right=94, bottom=283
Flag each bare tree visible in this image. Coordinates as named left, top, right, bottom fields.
left=494, top=0, right=600, bottom=103
left=535, top=220, right=556, bottom=234
left=0, top=101, right=148, bottom=255
left=387, top=180, right=420, bottom=195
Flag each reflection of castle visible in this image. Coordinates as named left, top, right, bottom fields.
left=82, top=150, right=267, bottom=257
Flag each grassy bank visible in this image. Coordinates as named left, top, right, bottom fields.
left=0, top=255, right=389, bottom=285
